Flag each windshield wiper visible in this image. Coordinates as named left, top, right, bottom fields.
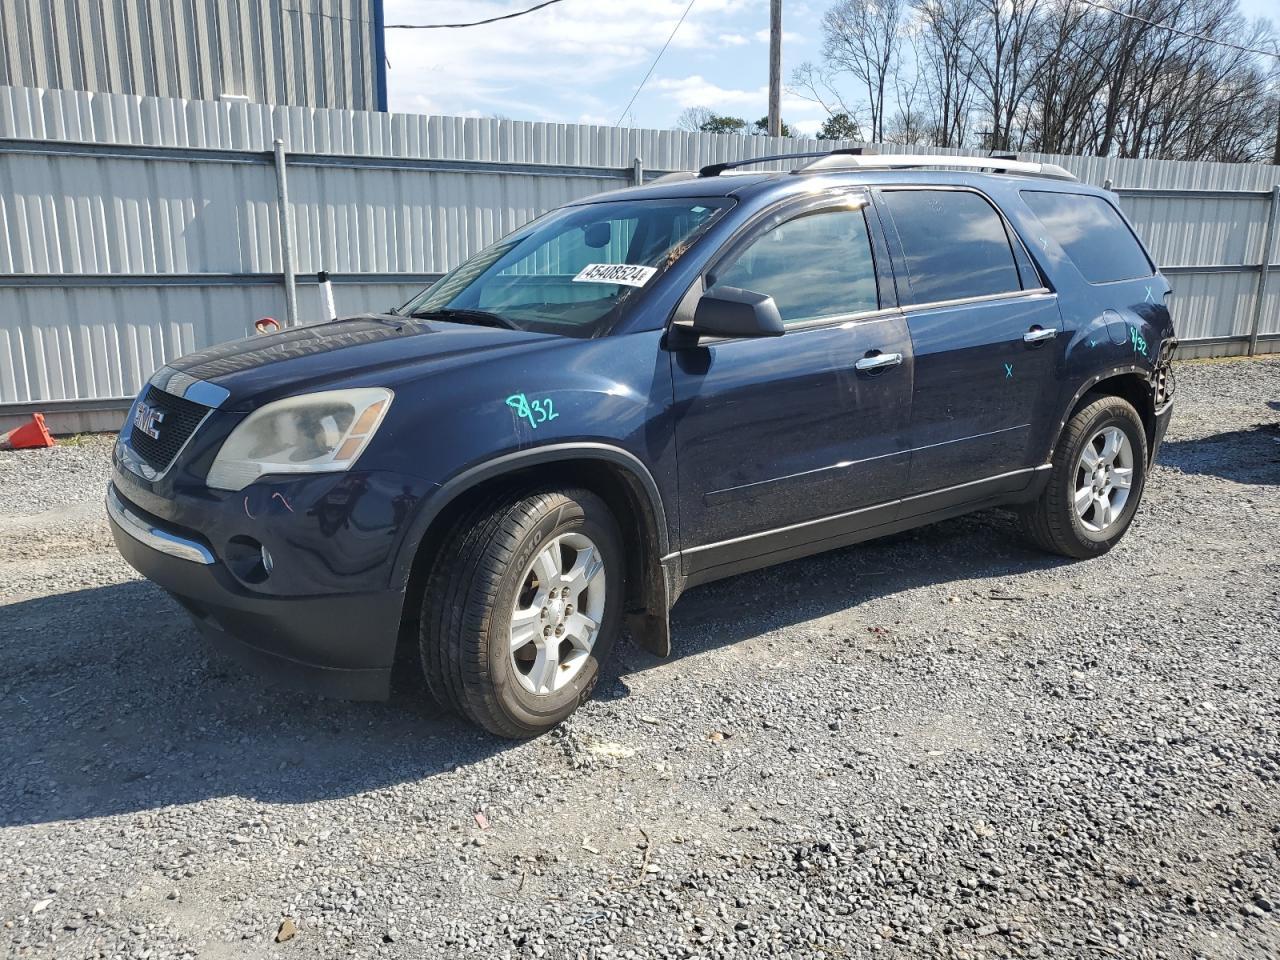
left=408, top=307, right=521, bottom=330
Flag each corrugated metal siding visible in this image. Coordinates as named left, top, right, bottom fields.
left=1, top=85, right=1278, bottom=407
left=0, top=0, right=377, bottom=110
left=0, top=282, right=285, bottom=403
left=286, top=165, right=620, bottom=275
left=0, top=150, right=279, bottom=274
left=1160, top=272, right=1261, bottom=341
left=1122, top=194, right=1267, bottom=269
left=2, top=83, right=1277, bottom=185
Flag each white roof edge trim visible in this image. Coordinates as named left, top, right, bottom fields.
left=800, top=153, right=1078, bottom=182
left=648, top=171, right=699, bottom=185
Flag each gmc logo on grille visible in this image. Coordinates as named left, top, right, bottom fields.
left=133, top=402, right=165, bottom=440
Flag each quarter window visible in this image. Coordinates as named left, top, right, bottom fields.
left=1021, top=191, right=1153, bottom=284
left=882, top=190, right=1023, bottom=303
left=710, top=208, right=879, bottom=325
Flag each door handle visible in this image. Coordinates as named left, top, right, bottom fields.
left=1023, top=326, right=1058, bottom=343
left=854, top=352, right=903, bottom=372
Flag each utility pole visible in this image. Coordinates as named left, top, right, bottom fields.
left=768, top=0, right=782, bottom=137
left=1273, top=93, right=1279, bottom=167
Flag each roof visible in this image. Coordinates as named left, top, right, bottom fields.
left=575, top=165, right=1102, bottom=207
left=569, top=149, right=1090, bottom=207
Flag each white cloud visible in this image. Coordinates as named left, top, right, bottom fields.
left=652, top=76, right=763, bottom=110
left=384, top=0, right=745, bottom=119
left=381, top=0, right=825, bottom=128
left=652, top=75, right=819, bottom=117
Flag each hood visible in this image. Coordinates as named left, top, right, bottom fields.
left=167, top=315, right=552, bottom=407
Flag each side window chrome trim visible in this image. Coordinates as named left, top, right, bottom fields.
left=692, top=306, right=902, bottom=344
left=779, top=307, right=901, bottom=332
left=900, top=287, right=1054, bottom=314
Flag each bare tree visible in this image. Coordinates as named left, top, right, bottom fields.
left=801, top=0, right=1279, bottom=162
left=962, top=0, right=1049, bottom=150
left=885, top=33, right=929, bottom=144
left=676, top=107, right=716, bottom=132
left=913, top=0, right=981, bottom=147
left=790, top=60, right=864, bottom=130
left=821, top=0, right=908, bottom=144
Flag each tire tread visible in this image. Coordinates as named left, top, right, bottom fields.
left=420, top=487, right=614, bottom=738
left=1018, top=395, right=1147, bottom=559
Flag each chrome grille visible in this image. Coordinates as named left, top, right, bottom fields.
left=127, top=386, right=209, bottom=474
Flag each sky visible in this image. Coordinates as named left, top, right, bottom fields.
left=383, top=0, right=1279, bottom=136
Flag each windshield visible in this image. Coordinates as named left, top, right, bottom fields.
left=398, top=197, right=732, bottom=337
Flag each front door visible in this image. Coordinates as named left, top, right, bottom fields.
left=875, top=186, right=1063, bottom=500
left=669, top=195, right=913, bottom=577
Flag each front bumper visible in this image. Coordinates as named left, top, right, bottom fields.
left=107, top=485, right=404, bottom=700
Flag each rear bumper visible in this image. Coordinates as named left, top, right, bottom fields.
left=108, top=486, right=403, bottom=700
left=1151, top=399, right=1173, bottom=462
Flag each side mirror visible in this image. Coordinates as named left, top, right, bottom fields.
left=688, top=286, right=784, bottom=340
left=582, top=221, right=612, bottom=248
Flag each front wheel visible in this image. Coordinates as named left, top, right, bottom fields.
left=420, top=488, right=623, bottom=738
left=1018, top=395, right=1149, bottom=559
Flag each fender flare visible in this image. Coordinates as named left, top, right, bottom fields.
left=1046, top=363, right=1155, bottom=462
left=389, top=442, right=674, bottom=654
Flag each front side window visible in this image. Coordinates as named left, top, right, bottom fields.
left=882, top=189, right=1022, bottom=303
left=1021, top=190, right=1153, bottom=284
left=399, top=198, right=732, bottom=337
left=709, top=208, right=879, bottom=325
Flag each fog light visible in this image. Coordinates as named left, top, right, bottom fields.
left=226, top=535, right=272, bottom=584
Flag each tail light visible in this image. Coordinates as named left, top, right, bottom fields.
left=1154, top=337, right=1177, bottom=406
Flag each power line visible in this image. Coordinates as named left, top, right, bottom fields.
left=1071, top=0, right=1280, bottom=61
left=386, top=0, right=571, bottom=30
left=615, top=0, right=699, bottom=127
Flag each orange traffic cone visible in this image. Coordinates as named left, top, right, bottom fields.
left=0, top=412, right=55, bottom=450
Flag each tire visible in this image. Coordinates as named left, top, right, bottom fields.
left=419, top=487, right=623, bottom=738
left=1018, top=395, right=1149, bottom=559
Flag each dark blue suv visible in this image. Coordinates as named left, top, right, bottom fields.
left=108, top=151, right=1176, bottom=737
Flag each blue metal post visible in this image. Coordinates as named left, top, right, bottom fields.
left=373, top=0, right=389, bottom=112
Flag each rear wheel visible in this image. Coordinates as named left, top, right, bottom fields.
left=1018, top=395, right=1148, bottom=559
left=420, top=488, right=623, bottom=738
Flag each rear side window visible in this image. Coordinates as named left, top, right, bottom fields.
left=882, top=190, right=1023, bottom=303
left=1021, top=191, right=1153, bottom=284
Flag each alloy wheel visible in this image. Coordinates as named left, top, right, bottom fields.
left=1074, top=425, right=1134, bottom=533
left=508, top=532, right=607, bottom=695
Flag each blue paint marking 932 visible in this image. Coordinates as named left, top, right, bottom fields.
left=1130, top=326, right=1149, bottom=357
left=506, top=393, right=559, bottom=428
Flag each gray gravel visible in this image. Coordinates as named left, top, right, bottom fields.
left=2, top=357, right=1279, bottom=960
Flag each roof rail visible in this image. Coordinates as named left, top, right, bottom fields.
left=698, top=149, right=863, bottom=178
left=692, top=147, right=1076, bottom=182
left=796, top=151, right=1077, bottom=181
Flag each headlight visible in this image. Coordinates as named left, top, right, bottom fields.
left=206, top=388, right=393, bottom=491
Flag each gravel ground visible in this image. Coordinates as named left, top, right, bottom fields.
left=1, top=357, right=1278, bottom=960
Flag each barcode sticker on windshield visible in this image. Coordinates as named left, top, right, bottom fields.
left=572, top=263, right=657, bottom=287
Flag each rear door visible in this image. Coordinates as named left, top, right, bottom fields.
left=669, top=192, right=913, bottom=575
left=876, top=186, right=1063, bottom=502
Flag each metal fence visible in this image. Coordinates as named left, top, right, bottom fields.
left=0, top=0, right=383, bottom=111
left=1, top=84, right=1278, bottom=426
